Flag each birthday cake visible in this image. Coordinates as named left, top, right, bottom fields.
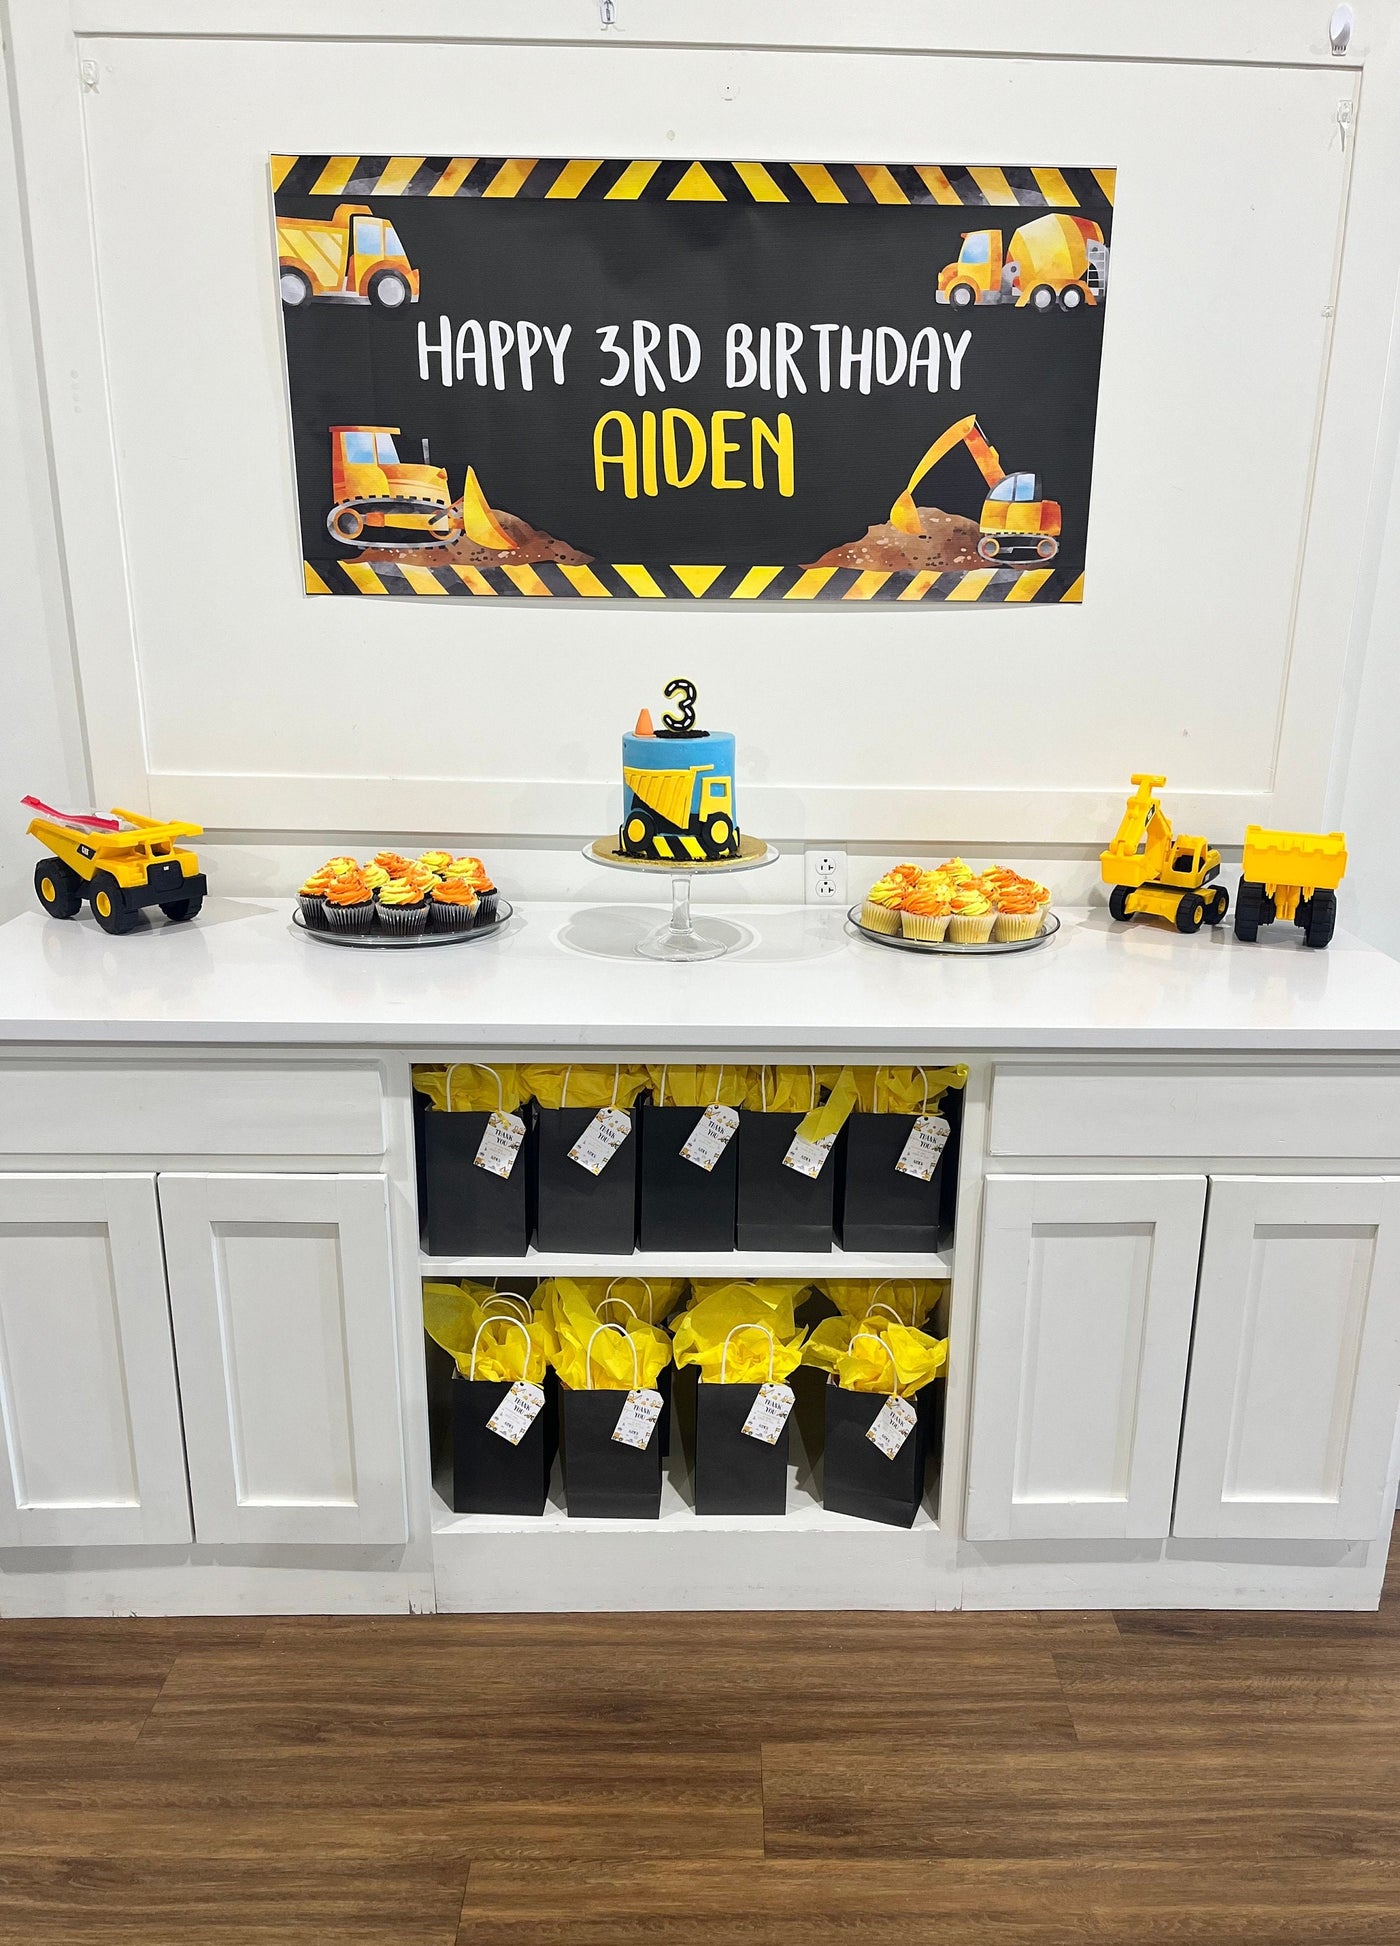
left=620, top=679, right=740, bottom=862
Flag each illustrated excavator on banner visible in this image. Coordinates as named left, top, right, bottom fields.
left=890, top=414, right=1061, bottom=564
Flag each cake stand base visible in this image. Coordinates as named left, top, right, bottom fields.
left=582, top=836, right=778, bottom=963
left=636, top=875, right=730, bottom=961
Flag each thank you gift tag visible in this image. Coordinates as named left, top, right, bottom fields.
left=895, top=1115, right=951, bottom=1181
left=474, top=1109, right=526, bottom=1179
left=569, top=1107, right=632, bottom=1175
left=866, top=1394, right=919, bottom=1459
left=782, top=1130, right=837, bottom=1179
left=680, top=1103, right=740, bottom=1172
left=486, top=1381, right=546, bottom=1446
left=611, top=1388, right=664, bottom=1449
left=741, top=1383, right=796, bottom=1445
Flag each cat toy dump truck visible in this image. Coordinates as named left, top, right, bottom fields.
left=1101, top=773, right=1229, bottom=934
left=25, top=800, right=206, bottom=934
left=1234, top=827, right=1347, bottom=949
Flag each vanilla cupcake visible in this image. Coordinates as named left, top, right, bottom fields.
left=947, top=885, right=996, bottom=943
left=861, top=873, right=907, bottom=935
left=993, top=880, right=1044, bottom=941
left=376, top=875, right=429, bottom=936
left=900, top=877, right=953, bottom=942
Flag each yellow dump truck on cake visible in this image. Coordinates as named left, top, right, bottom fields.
left=620, top=678, right=740, bottom=862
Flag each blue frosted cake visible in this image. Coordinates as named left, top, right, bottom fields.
left=620, top=680, right=740, bottom=862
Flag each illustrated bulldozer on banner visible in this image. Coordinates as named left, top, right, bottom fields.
left=325, top=428, right=515, bottom=552
left=891, top=415, right=1061, bottom=564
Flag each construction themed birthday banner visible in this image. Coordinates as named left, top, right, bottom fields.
left=273, top=155, right=1114, bottom=603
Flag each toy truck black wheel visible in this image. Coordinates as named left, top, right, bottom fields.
left=1206, top=885, right=1230, bottom=926
left=1029, top=284, right=1057, bottom=312
left=89, top=871, right=140, bottom=935
left=1175, top=892, right=1205, bottom=934
left=1303, top=887, right=1337, bottom=950
left=159, top=893, right=204, bottom=924
left=34, top=857, right=81, bottom=919
left=948, top=282, right=977, bottom=309
left=1234, top=879, right=1270, bottom=942
left=1108, top=885, right=1132, bottom=922
left=698, top=813, right=734, bottom=856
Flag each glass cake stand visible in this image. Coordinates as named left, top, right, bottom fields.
left=583, top=834, right=778, bottom=961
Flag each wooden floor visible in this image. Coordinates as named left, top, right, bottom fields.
left=4, top=1535, right=1400, bottom=1943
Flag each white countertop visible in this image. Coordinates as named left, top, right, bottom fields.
left=0, top=897, right=1398, bottom=1052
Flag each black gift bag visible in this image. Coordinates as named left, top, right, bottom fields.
left=822, top=1380, right=931, bottom=1528
left=533, top=1067, right=638, bottom=1254
left=835, top=1080, right=962, bottom=1254
left=596, top=1282, right=672, bottom=1458
left=418, top=1065, right=534, bottom=1257
left=448, top=1305, right=549, bottom=1515
left=451, top=1374, right=550, bottom=1516
left=561, top=1388, right=663, bottom=1518
left=637, top=1098, right=738, bottom=1252
left=735, top=1068, right=836, bottom=1252
left=694, top=1381, right=789, bottom=1515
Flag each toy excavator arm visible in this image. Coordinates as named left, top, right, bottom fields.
left=890, top=415, right=1005, bottom=535
left=1104, top=774, right=1171, bottom=864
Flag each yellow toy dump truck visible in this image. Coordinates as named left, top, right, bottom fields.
left=937, top=212, right=1109, bottom=313
left=27, top=802, right=206, bottom=934
left=1234, top=827, right=1347, bottom=949
left=1101, top=773, right=1229, bottom=934
left=276, top=203, right=419, bottom=311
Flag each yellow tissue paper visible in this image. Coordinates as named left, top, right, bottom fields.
left=422, top=1280, right=550, bottom=1383
left=645, top=1062, right=752, bottom=1109
left=740, top=1065, right=828, bottom=1114
left=671, top=1281, right=809, bottom=1384
left=816, top=1278, right=946, bottom=1328
left=519, top=1063, right=651, bottom=1111
left=584, top=1274, right=689, bottom=1327
left=538, top=1276, right=672, bottom=1390
left=414, top=1063, right=529, bottom=1114
left=803, top=1315, right=949, bottom=1395
left=795, top=1064, right=968, bottom=1144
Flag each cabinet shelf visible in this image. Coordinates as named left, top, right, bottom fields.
left=420, top=1240, right=954, bottom=1282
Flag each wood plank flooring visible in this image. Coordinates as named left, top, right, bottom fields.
left=3, top=1536, right=1400, bottom=1943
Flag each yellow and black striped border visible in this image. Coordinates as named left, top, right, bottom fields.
left=304, top=560, right=1084, bottom=603
left=272, top=155, right=1114, bottom=209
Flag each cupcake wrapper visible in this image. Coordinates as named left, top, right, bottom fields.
left=429, top=900, right=477, bottom=932
left=324, top=899, right=374, bottom=931
left=861, top=899, right=903, bottom=935
left=993, top=911, right=1043, bottom=942
left=901, top=911, right=951, bottom=941
left=474, top=891, right=499, bottom=926
left=297, top=893, right=328, bottom=929
left=376, top=902, right=428, bottom=935
left=948, top=912, right=996, bottom=943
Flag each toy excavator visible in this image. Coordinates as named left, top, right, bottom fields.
left=891, top=414, right=1060, bottom=564
left=1100, top=774, right=1229, bottom=934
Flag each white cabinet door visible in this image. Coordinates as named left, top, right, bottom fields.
left=158, top=1173, right=407, bottom=1546
left=1174, top=1176, right=1400, bottom=1542
left=0, top=1173, right=191, bottom=1547
left=966, top=1174, right=1207, bottom=1542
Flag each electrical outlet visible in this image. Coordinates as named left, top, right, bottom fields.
left=805, top=846, right=846, bottom=905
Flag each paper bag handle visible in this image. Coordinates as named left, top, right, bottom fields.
left=870, top=1280, right=916, bottom=1326
left=849, top=1330, right=901, bottom=1399
left=446, top=1062, right=504, bottom=1113
left=469, top=1314, right=531, bottom=1382
left=720, top=1322, right=776, bottom=1385
left=585, top=1322, right=639, bottom=1391
left=605, top=1275, right=654, bottom=1323
left=480, top=1290, right=531, bottom=1322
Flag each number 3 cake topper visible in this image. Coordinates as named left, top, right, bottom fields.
left=661, top=678, right=698, bottom=734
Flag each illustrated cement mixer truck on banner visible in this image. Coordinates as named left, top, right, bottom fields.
left=936, top=211, right=1109, bottom=313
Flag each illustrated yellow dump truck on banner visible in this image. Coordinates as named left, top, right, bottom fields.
left=277, top=203, right=420, bottom=310
left=937, top=212, right=1108, bottom=313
